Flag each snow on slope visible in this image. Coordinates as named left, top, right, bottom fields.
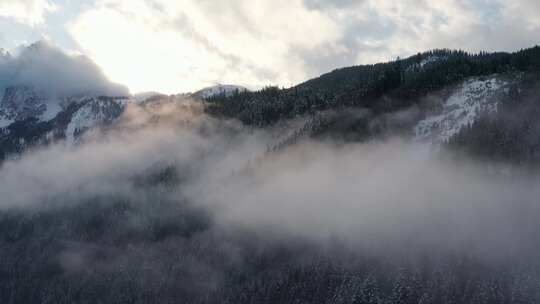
left=414, top=76, right=512, bottom=144
left=407, top=55, right=447, bottom=72
left=65, top=98, right=124, bottom=143
left=0, top=116, right=12, bottom=128
left=40, top=100, right=62, bottom=121
left=194, top=84, right=248, bottom=98
left=419, top=55, right=445, bottom=68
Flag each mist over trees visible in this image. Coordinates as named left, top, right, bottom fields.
left=2, top=45, right=540, bottom=304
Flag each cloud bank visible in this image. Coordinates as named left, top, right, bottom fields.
left=0, top=0, right=56, bottom=27
left=2, top=0, right=539, bottom=93
left=0, top=41, right=129, bottom=97
left=64, top=0, right=540, bottom=93
left=2, top=101, right=540, bottom=264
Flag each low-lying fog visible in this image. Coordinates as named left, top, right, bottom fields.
left=2, top=98, right=539, bottom=265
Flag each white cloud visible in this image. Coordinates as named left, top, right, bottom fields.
left=0, top=41, right=128, bottom=97
left=65, top=0, right=540, bottom=93
left=2, top=105, right=540, bottom=260
left=0, top=0, right=57, bottom=27
left=357, top=0, right=540, bottom=63
left=68, top=0, right=343, bottom=93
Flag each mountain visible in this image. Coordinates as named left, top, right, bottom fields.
left=206, top=46, right=540, bottom=163
left=208, top=48, right=539, bottom=124
left=0, top=85, right=130, bottom=159
left=2, top=46, right=540, bottom=164
left=0, top=82, right=246, bottom=161
left=0, top=83, right=247, bottom=159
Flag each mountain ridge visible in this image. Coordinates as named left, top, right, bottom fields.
left=2, top=45, right=540, bottom=164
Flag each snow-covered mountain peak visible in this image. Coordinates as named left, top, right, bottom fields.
left=0, top=84, right=132, bottom=145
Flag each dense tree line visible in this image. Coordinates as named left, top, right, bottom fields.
left=206, top=46, right=540, bottom=166
left=207, top=46, right=540, bottom=128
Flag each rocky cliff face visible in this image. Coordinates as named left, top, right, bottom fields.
left=0, top=86, right=49, bottom=124
left=0, top=86, right=131, bottom=160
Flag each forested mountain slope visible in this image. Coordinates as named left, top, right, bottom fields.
left=208, top=47, right=540, bottom=127
left=207, top=46, right=540, bottom=164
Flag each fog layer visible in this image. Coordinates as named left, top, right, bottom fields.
left=0, top=41, right=128, bottom=97
left=1, top=100, right=539, bottom=264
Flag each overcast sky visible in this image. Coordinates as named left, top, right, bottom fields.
left=1, top=0, right=539, bottom=94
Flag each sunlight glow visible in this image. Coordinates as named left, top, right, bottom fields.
left=70, top=6, right=224, bottom=94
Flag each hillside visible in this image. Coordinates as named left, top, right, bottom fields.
left=205, top=46, right=540, bottom=164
